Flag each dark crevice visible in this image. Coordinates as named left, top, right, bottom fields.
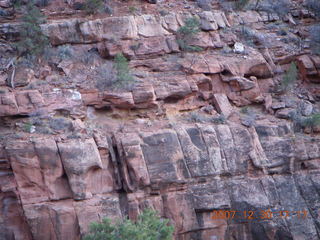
left=108, top=136, right=132, bottom=219
left=118, top=189, right=129, bottom=219
left=107, top=136, right=122, bottom=190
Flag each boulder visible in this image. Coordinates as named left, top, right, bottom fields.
left=212, top=93, right=233, bottom=118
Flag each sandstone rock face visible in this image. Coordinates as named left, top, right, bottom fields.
left=0, top=89, right=82, bottom=117
left=2, top=121, right=320, bottom=239
left=1, top=4, right=320, bottom=240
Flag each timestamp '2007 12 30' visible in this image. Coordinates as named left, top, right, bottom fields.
left=211, top=209, right=308, bottom=220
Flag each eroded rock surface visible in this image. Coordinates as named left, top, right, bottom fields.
left=1, top=1, right=320, bottom=240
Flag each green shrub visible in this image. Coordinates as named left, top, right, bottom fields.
left=240, top=106, right=250, bottom=114
left=23, top=122, right=34, bottom=133
left=114, top=53, right=135, bottom=89
left=235, top=0, right=250, bottom=10
left=83, top=209, right=174, bottom=240
left=178, top=17, right=201, bottom=37
left=95, top=62, right=116, bottom=90
left=281, top=62, right=298, bottom=91
left=310, top=25, right=320, bottom=55
left=177, top=17, right=203, bottom=52
left=14, top=3, right=49, bottom=57
left=128, top=6, right=138, bottom=14
left=84, top=0, right=104, bottom=14
left=291, top=112, right=320, bottom=132
left=301, top=113, right=320, bottom=128
left=211, top=114, right=226, bottom=124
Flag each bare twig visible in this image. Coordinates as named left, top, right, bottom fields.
left=5, top=57, right=17, bottom=89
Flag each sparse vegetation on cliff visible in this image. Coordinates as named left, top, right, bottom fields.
left=188, top=112, right=226, bottom=124
left=281, top=62, right=298, bottom=91
left=95, top=53, right=135, bottom=91
left=177, top=17, right=203, bottom=52
left=291, top=112, right=320, bottom=132
left=13, top=3, right=49, bottom=57
left=310, top=25, right=320, bottom=55
left=83, top=209, right=174, bottom=240
left=235, top=0, right=250, bottom=10
left=255, top=0, right=291, bottom=17
left=84, top=0, right=104, bottom=14
left=306, top=0, right=320, bottom=18
left=114, top=53, right=135, bottom=89
left=237, top=26, right=269, bottom=47
left=301, top=113, right=320, bottom=128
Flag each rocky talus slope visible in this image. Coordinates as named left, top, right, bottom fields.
left=1, top=0, right=320, bottom=239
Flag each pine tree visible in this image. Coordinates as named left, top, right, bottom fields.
left=84, top=209, right=174, bottom=240
left=14, top=3, right=49, bottom=57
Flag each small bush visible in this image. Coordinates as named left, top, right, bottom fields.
left=235, top=0, right=250, bottom=10
left=177, top=17, right=203, bottom=52
left=306, top=0, right=320, bottom=18
left=49, top=117, right=72, bottom=131
left=256, top=0, right=291, bottom=17
left=83, top=208, right=174, bottom=240
left=114, top=53, right=135, bottom=89
left=95, top=62, right=117, bottom=90
left=310, top=25, right=320, bottom=55
left=301, top=113, right=320, bottom=128
left=211, top=114, right=226, bottom=124
left=240, top=106, right=250, bottom=114
left=14, top=3, right=49, bottom=57
left=196, top=0, right=211, bottom=10
left=57, top=45, right=75, bottom=60
left=84, top=0, right=104, bottom=14
left=178, top=17, right=201, bottom=37
left=217, top=0, right=234, bottom=11
left=236, top=26, right=269, bottom=47
left=128, top=6, right=138, bottom=14
left=281, top=62, right=298, bottom=91
left=44, top=45, right=75, bottom=63
left=291, top=112, right=320, bottom=132
left=23, top=122, right=34, bottom=133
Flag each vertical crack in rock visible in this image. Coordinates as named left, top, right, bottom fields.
left=109, top=135, right=132, bottom=219
left=113, top=135, right=136, bottom=192
left=107, top=136, right=122, bottom=190
left=172, top=125, right=192, bottom=179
